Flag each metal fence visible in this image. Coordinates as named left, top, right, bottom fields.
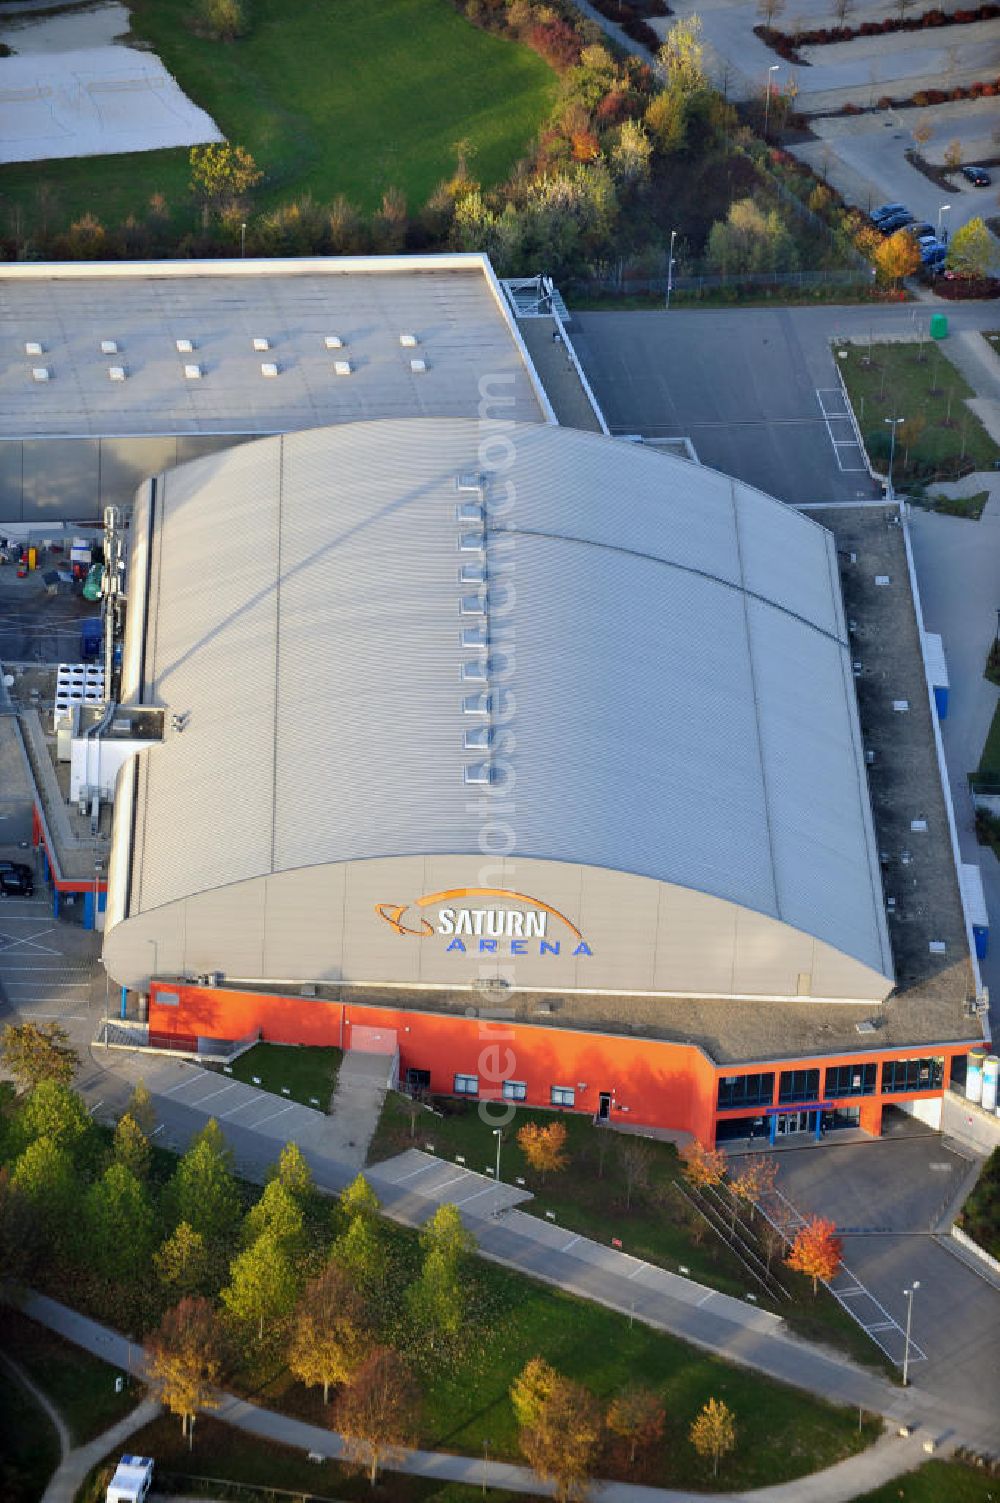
left=570, top=267, right=873, bottom=298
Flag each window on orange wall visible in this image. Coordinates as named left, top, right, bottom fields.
left=550, top=1085, right=574, bottom=1108
left=503, top=1080, right=527, bottom=1101
left=454, top=1073, right=479, bottom=1097
left=825, top=1062, right=877, bottom=1098
left=881, top=1056, right=943, bottom=1094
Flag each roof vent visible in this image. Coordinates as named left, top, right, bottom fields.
left=175, top=338, right=195, bottom=353
left=184, top=363, right=202, bottom=380
left=25, top=340, right=43, bottom=356
left=410, top=357, right=427, bottom=374
left=464, top=724, right=493, bottom=751
left=464, top=762, right=496, bottom=786
left=462, top=660, right=488, bottom=683
left=100, top=339, right=119, bottom=355
left=333, top=359, right=352, bottom=376
left=855, top=1019, right=877, bottom=1034
left=457, top=502, right=484, bottom=526
left=456, top=472, right=483, bottom=493
left=324, top=335, right=344, bottom=349
left=108, top=366, right=126, bottom=382
left=462, top=691, right=489, bottom=716
left=459, top=531, right=485, bottom=554
left=31, top=366, right=51, bottom=383
left=252, top=337, right=270, bottom=352
left=462, top=626, right=488, bottom=649
left=910, top=818, right=928, bottom=833
left=260, top=362, right=279, bottom=378
left=460, top=593, right=487, bottom=618
left=875, top=574, right=891, bottom=587
left=399, top=333, right=418, bottom=348
left=460, top=562, right=485, bottom=585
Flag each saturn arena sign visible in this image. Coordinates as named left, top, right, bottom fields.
left=375, top=888, right=593, bottom=957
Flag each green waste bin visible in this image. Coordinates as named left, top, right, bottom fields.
left=930, top=312, right=948, bottom=340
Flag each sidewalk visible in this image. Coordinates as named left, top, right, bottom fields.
left=19, top=1292, right=935, bottom=1503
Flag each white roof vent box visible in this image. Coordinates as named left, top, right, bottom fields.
left=25, top=340, right=43, bottom=356
left=260, top=362, right=279, bottom=378
left=410, top=357, right=427, bottom=374
left=252, top=337, right=270, bottom=352
left=333, top=359, right=352, bottom=376
left=175, top=338, right=195, bottom=354
left=325, top=335, right=345, bottom=349
left=100, top=339, right=119, bottom=355
left=184, top=363, right=203, bottom=380
left=31, top=367, right=51, bottom=383
left=399, top=332, right=419, bottom=348
left=108, top=366, right=127, bottom=382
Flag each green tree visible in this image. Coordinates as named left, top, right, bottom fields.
left=644, top=89, right=688, bottom=155
left=706, top=198, right=798, bottom=276
left=154, top=1221, right=211, bottom=1297
left=189, top=143, right=262, bottom=214
left=167, top=1119, right=241, bottom=1248
left=112, top=1112, right=150, bottom=1180
left=337, top=1173, right=381, bottom=1230
left=127, top=1080, right=156, bottom=1138
left=146, top=1296, right=225, bottom=1446
left=611, top=120, right=653, bottom=183
left=222, top=1229, right=300, bottom=1339
left=332, top=1212, right=389, bottom=1309
left=14, top=1080, right=92, bottom=1155
left=242, top=1177, right=305, bottom=1254
left=407, top=1202, right=475, bottom=1343
left=85, top=1162, right=156, bottom=1282
left=288, top=1261, right=370, bottom=1402
left=274, top=1141, right=313, bottom=1200
left=193, top=0, right=247, bottom=40
left=510, top=1357, right=559, bottom=1430
left=658, top=17, right=706, bottom=94
left=947, top=217, right=998, bottom=278
left=11, top=1137, right=77, bottom=1256
left=1, top=1022, right=78, bottom=1092
left=0, top=1165, right=37, bottom=1287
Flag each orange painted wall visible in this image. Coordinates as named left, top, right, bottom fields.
left=147, top=984, right=974, bottom=1145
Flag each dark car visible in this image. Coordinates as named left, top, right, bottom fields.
left=921, top=244, right=948, bottom=271
left=879, top=210, right=915, bottom=234
left=905, top=222, right=935, bottom=240
left=962, top=165, right=991, bottom=186
left=0, top=860, right=34, bottom=897
left=871, top=202, right=906, bottom=223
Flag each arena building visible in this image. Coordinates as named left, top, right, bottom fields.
left=6, top=255, right=986, bottom=1146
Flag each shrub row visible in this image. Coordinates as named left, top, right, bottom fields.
left=836, top=75, right=999, bottom=113
left=758, top=2, right=997, bottom=53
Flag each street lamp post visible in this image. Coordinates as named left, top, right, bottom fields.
left=492, top=1127, right=502, bottom=1215
left=240, top=222, right=247, bottom=258
left=884, top=416, right=904, bottom=501
left=763, top=63, right=779, bottom=139
left=665, top=228, right=677, bottom=311
left=936, top=203, right=951, bottom=243
left=902, top=1280, right=920, bottom=1386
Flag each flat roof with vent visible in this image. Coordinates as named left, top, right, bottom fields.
left=0, top=254, right=550, bottom=440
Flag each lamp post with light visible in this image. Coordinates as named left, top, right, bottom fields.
left=902, top=1280, right=920, bottom=1386
left=884, top=416, right=904, bottom=501
left=936, top=203, right=951, bottom=243
left=763, top=63, right=780, bottom=139
left=665, top=228, right=677, bottom=311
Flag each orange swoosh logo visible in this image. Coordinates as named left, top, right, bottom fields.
left=375, top=888, right=583, bottom=941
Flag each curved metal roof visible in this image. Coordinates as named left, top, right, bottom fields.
left=114, top=418, right=892, bottom=984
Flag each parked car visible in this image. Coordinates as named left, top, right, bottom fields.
left=871, top=202, right=907, bottom=223
left=0, top=862, right=33, bottom=897
left=921, top=243, right=948, bottom=270
left=879, top=210, right=915, bottom=233
left=962, top=165, right=992, bottom=186
left=905, top=222, right=935, bottom=240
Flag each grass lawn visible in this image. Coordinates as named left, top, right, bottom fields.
left=838, top=341, right=1000, bottom=481
left=975, top=702, right=1000, bottom=782
left=0, top=1308, right=139, bottom=1445
left=854, top=1458, right=1000, bottom=1502
left=0, top=1362, right=60, bottom=1503
left=80, top=1413, right=541, bottom=1503
left=957, top=1146, right=1000, bottom=1260
left=910, top=489, right=990, bottom=520
left=367, top=1095, right=892, bottom=1373
left=0, top=0, right=556, bottom=232
left=219, top=1041, right=342, bottom=1110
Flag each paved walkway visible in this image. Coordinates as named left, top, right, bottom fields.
left=20, top=1292, right=935, bottom=1503
left=321, top=1049, right=393, bottom=1170
left=1, top=1340, right=160, bottom=1503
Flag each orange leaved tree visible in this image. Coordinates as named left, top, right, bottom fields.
left=517, top=1121, right=569, bottom=1183
left=785, top=1215, right=843, bottom=1294
left=678, top=1140, right=726, bottom=1191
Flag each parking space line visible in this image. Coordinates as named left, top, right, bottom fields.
left=162, top=1073, right=206, bottom=1097
left=561, top=1234, right=581, bottom=1253
left=251, top=1103, right=298, bottom=1128
left=192, top=1082, right=241, bottom=1107
left=394, top=1160, right=441, bottom=1184
left=427, top=1171, right=469, bottom=1196
left=219, top=1096, right=264, bottom=1121
left=454, top=1183, right=500, bottom=1206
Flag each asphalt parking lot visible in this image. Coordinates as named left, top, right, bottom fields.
left=733, top=1127, right=1000, bottom=1428
left=572, top=307, right=881, bottom=505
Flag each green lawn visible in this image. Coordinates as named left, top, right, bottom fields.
left=957, top=1146, right=1000, bottom=1260
left=838, top=342, right=1000, bottom=481
left=854, top=1458, right=1000, bottom=1502
left=367, top=1095, right=891, bottom=1373
left=0, top=0, right=556, bottom=232
left=975, top=702, right=1000, bottom=783
left=0, top=1309, right=139, bottom=1445
left=910, top=489, right=990, bottom=521
left=0, top=1363, right=60, bottom=1503
left=221, top=1042, right=342, bottom=1110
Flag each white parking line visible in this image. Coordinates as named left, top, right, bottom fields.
left=561, top=1234, right=581, bottom=1253
left=454, top=1183, right=501, bottom=1206
left=394, top=1160, right=441, bottom=1184
left=219, top=1096, right=264, bottom=1121
left=697, top=1290, right=715, bottom=1306
left=163, top=1073, right=205, bottom=1097
left=428, top=1171, right=470, bottom=1196
left=251, top=1103, right=298, bottom=1128
left=191, top=1081, right=240, bottom=1107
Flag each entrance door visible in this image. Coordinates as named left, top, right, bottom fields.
left=598, top=1092, right=611, bottom=1122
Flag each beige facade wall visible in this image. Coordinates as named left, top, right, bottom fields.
left=103, top=854, right=893, bottom=1004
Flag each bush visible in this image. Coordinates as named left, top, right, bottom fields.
left=193, top=0, right=247, bottom=40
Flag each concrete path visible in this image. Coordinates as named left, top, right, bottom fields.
left=319, top=1049, right=393, bottom=1170
left=20, top=1291, right=937, bottom=1503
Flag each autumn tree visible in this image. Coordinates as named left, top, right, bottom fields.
left=517, top=1121, right=569, bottom=1183
left=617, top=1137, right=654, bottom=1211
left=658, top=17, right=706, bottom=95
left=222, top=1228, right=300, bottom=1339
left=943, top=138, right=963, bottom=172
left=690, top=1397, right=736, bottom=1477
left=874, top=228, right=920, bottom=286
left=155, top=1221, right=211, bottom=1297
left=127, top=1079, right=156, bottom=1138
left=610, top=120, right=653, bottom=184
left=513, top=1361, right=603, bottom=1503
left=193, top=0, right=247, bottom=40
left=407, top=1202, right=475, bottom=1344
left=335, top=1346, right=420, bottom=1486
left=760, top=1220, right=786, bottom=1273
left=911, top=119, right=932, bottom=150
left=606, top=1384, right=666, bottom=1471
left=728, top=1155, right=778, bottom=1230
left=189, top=143, right=262, bottom=215
left=288, top=1261, right=370, bottom=1402
left=947, top=217, right=999, bottom=278
left=678, top=1140, right=726, bottom=1190
left=1, top=1022, right=78, bottom=1092
left=785, top=1215, right=843, bottom=1294
left=146, top=1296, right=225, bottom=1447
left=112, top=1112, right=150, bottom=1180
left=757, top=0, right=786, bottom=26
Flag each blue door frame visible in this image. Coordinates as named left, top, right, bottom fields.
left=765, top=1101, right=834, bottom=1144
